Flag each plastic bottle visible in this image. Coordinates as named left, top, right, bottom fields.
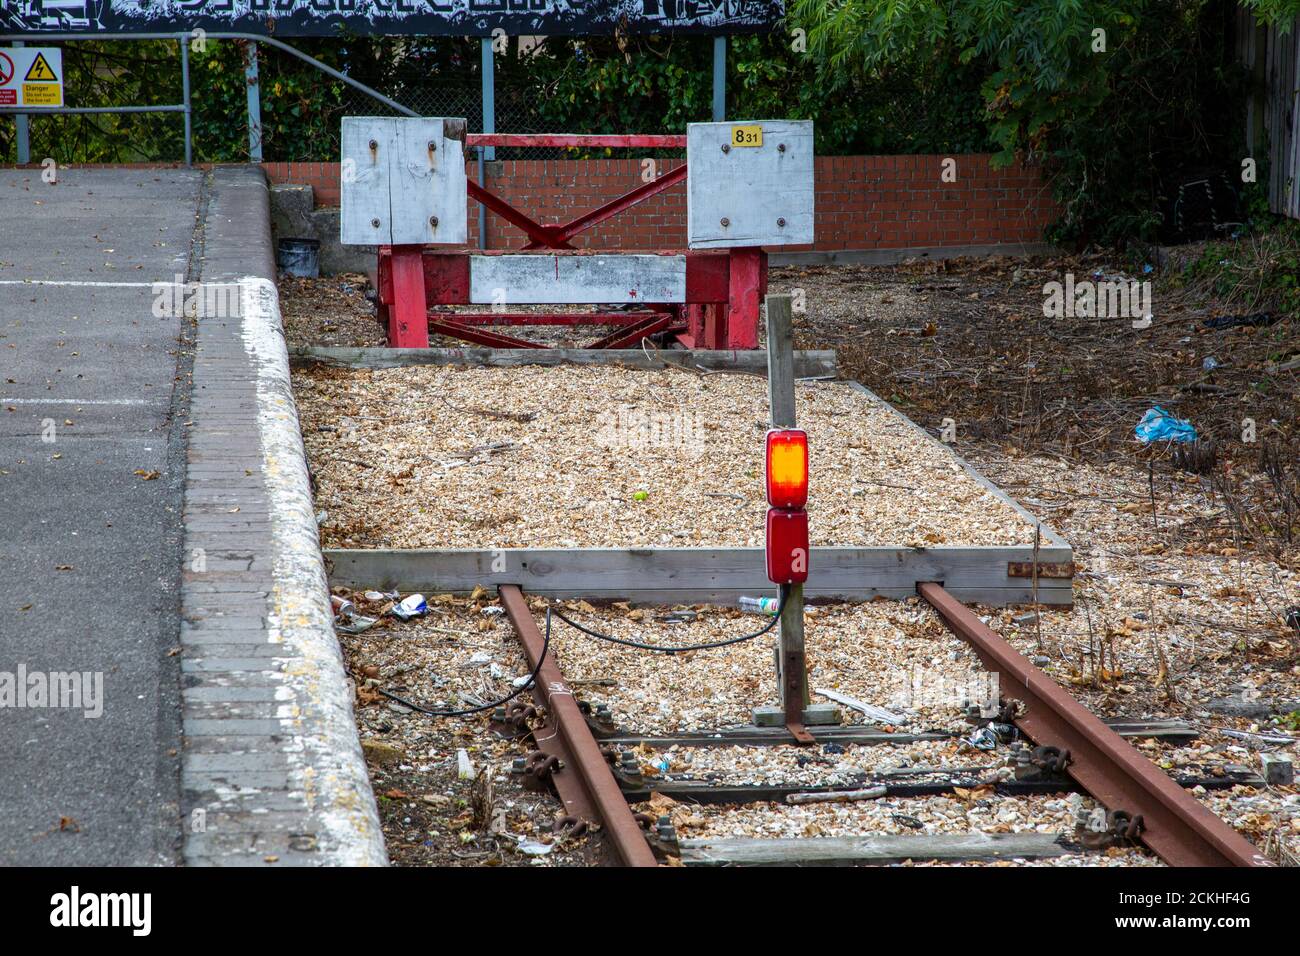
left=737, top=595, right=779, bottom=615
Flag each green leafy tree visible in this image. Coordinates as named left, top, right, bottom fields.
left=787, top=0, right=1280, bottom=245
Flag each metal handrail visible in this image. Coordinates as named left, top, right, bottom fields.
left=0, top=31, right=419, bottom=165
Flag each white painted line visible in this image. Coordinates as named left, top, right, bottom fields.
left=0, top=280, right=163, bottom=288
left=0, top=398, right=159, bottom=406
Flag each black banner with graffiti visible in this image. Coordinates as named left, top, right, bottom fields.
left=1, top=0, right=783, bottom=37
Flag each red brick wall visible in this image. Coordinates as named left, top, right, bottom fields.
left=262, top=155, right=1056, bottom=251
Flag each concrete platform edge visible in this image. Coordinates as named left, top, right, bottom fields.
left=182, top=165, right=386, bottom=866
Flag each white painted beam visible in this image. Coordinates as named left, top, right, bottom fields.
left=468, top=254, right=687, bottom=304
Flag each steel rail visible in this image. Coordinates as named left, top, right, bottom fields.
left=499, top=585, right=659, bottom=867
left=918, top=582, right=1272, bottom=867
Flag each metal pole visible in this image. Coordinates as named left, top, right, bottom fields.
left=480, top=37, right=495, bottom=162
left=14, top=39, right=29, bottom=164
left=477, top=147, right=487, bottom=250
left=765, top=294, right=809, bottom=728
left=479, top=36, right=495, bottom=249
left=712, top=35, right=726, bottom=122
left=244, top=40, right=262, bottom=163
left=179, top=35, right=192, bottom=166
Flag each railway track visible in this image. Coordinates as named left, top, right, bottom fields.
left=495, top=583, right=1273, bottom=868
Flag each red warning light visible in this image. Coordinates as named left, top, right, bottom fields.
left=766, top=508, right=809, bottom=584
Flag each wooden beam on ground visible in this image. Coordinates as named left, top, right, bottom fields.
left=624, top=779, right=1059, bottom=805
left=599, top=719, right=1200, bottom=749
left=604, top=727, right=954, bottom=748
left=678, top=832, right=1075, bottom=866
left=289, top=345, right=839, bottom=378
left=321, top=545, right=1074, bottom=606
left=620, top=771, right=1254, bottom=805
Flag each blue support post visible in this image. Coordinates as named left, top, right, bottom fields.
left=245, top=41, right=263, bottom=162
left=179, top=35, right=192, bottom=166
left=712, top=36, right=726, bottom=122
left=480, top=36, right=495, bottom=249
left=14, top=40, right=29, bottom=164
left=481, top=37, right=495, bottom=162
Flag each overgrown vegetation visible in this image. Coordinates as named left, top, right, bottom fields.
left=515, top=33, right=991, bottom=156
left=4, top=0, right=1299, bottom=249
left=0, top=32, right=992, bottom=165
left=1179, top=219, right=1300, bottom=320
left=792, top=0, right=1290, bottom=247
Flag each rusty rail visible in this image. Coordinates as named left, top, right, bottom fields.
left=499, top=585, right=659, bottom=868
left=918, top=583, right=1271, bottom=867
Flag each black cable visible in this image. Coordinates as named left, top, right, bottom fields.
left=548, top=591, right=785, bottom=654
left=376, top=606, right=553, bottom=718
left=379, top=590, right=783, bottom=717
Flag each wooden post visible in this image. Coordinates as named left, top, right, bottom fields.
left=767, top=294, right=796, bottom=426
left=766, top=294, right=810, bottom=734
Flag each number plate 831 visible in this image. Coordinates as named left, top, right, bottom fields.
left=730, top=124, right=763, bottom=147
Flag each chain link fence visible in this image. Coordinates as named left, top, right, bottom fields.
left=337, top=68, right=666, bottom=163
left=333, top=67, right=577, bottom=162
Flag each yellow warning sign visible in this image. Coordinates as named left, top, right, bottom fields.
left=23, top=83, right=60, bottom=106
left=25, top=52, right=58, bottom=82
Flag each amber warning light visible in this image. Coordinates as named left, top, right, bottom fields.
left=765, top=428, right=808, bottom=508
left=765, top=428, right=809, bottom=584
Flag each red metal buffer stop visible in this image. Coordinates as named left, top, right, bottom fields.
left=765, top=428, right=809, bottom=584
left=340, top=118, right=815, bottom=351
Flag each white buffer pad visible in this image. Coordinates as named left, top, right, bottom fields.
left=686, top=120, right=815, bottom=249
left=468, top=254, right=687, bottom=304
left=341, top=116, right=468, bottom=246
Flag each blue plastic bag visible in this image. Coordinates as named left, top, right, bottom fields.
left=1135, top=406, right=1198, bottom=444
